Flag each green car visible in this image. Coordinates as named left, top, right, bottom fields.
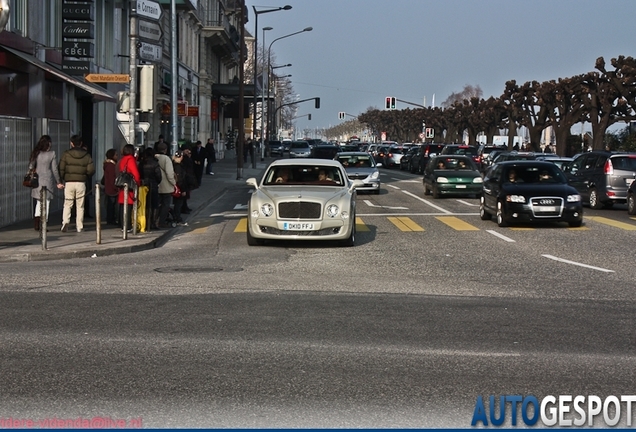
left=423, top=155, right=483, bottom=198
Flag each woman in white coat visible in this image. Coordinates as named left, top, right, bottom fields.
left=29, top=135, right=64, bottom=231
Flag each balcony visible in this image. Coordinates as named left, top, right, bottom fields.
left=200, top=9, right=240, bottom=64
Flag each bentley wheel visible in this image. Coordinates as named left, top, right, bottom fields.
left=628, top=194, right=636, bottom=215
left=341, top=216, right=356, bottom=247
left=496, top=201, right=508, bottom=227
left=246, top=224, right=264, bottom=246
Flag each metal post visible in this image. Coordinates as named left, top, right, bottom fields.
left=95, top=183, right=102, bottom=244
left=170, top=0, right=178, bottom=156
left=40, top=186, right=47, bottom=250
left=132, top=184, right=138, bottom=235
left=122, top=183, right=129, bottom=239
left=236, top=1, right=245, bottom=180
left=129, top=1, right=138, bottom=148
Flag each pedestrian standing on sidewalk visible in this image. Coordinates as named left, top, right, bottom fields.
left=117, top=144, right=141, bottom=231
left=103, top=148, right=119, bottom=225
left=59, top=135, right=95, bottom=233
left=171, top=151, right=187, bottom=226
left=139, top=147, right=162, bottom=229
left=180, top=146, right=197, bottom=214
left=30, top=135, right=64, bottom=232
left=191, top=140, right=206, bottom=187
left=205, top=138, right=216, bottom=175
left=155, top=142, right=176, bottom=229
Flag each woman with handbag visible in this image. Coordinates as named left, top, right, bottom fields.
left=29, top=135, right=64, bottom=231
left=117, top=144, right=141, bottom=231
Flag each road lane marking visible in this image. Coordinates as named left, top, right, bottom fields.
left=509, top=227, right=535, bottom=231
left=486, top=230, right=516, bottom=242
left=387, top=184, right=401, bottom=189
left=355, top=217, right=370, bottom=231
left=436, top=216, right=479, bottom=231
left=191, top=227, right=208, bottom=234
left=363, top=200, right=408, bottom=210
left=234, top=218, right=248, bottom=232
left=542, top=254, right=615, bottom=273
left=401, top=190, right=452, bottom=214
left=388, top=217, right=424, bottom=232
left=456, top=199, right=478, bottom=207
left=586, top=216, right=636, bottom=230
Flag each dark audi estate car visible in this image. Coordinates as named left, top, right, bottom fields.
left=480, top=161, right=583, bottom=227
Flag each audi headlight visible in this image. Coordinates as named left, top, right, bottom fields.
left=567, top=194, right=581, bottom=202
left=506, top=195, right=526, bottom=203
left=371, top=171, right=380, bottom=179
left=472, top=177, right=483, bottom=183
left=260, top=203, right=274, bottom=217
left=326, top=204, right=340, bottom=218
left=437, top=177, right=449, bottom=183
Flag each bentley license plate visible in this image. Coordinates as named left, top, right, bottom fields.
left=283, top=222, right=314, bottom=230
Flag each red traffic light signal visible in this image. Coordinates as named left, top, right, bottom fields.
left=385, top=97, right=391, bottom=110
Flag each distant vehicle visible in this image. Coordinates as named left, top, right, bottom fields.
left=534, top=155, right=573, bottom=171
left=410, top=143, right=445, bottom=174
left=311, top=143, right=341, bottom=159
left=383, top=145, right=408, bottom=168
left=335, top=151, right=381, bottom=194
left=492, top=151, right=537, bottom=164
left=268, top=140, right=284, bottom=156
left=400, top=146, right=419, bottom=171
left=440, top=144, right=480, bottom=165
left=480, top=160, right=583, bottom=227
left=423, top=156, right=483, bottom=198
left=289, top=141, right=311, bottom=158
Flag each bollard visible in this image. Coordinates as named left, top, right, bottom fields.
left=132, top=183, right=138, bottom=235
left=40, top=186, right=48, bottom=250
left=122, top=183, right=129, bottom=240
left=95, top=183, right=102, bottom=244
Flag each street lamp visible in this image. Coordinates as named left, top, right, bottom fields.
left=267, top=27, right=313, bottom=141
left=252, top=5, right=292, bottom=155
left=259, top=26, right=273, bottom=161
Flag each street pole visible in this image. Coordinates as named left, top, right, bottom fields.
left=237, top=0, right=245, bottom=179
left=170, top=0, right=178, bottom=155
left=129, top=2, right=138, bottom=148
left=260, top=27, right=272, bottom=161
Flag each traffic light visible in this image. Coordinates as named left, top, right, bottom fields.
left=385, top=97, right=391, bottom=110
left=308, top=114, right=311, bottom=121
left=314, top=97, right=320, bottom=109
left=390, top=97, right=396, bottom=109
left=338, top=112, right=345, bottom=120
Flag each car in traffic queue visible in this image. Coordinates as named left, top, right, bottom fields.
left=245, top=159, right=363, bottom=247
left=439, top=144, right=480, bottom=165
left=491, top=151, right=537, bottom=164
left=311, top=143, right=341, bottom=159
left=422, top=155, right=483, bottom=198
left=534, top=155, right=573, bottom=171
left=477, top=144, right=506, bottom=172
left=289, top=140, right=312, bottom=158
left=400, top=146, right=419, bottom=171
left=561, top=150, right=636, bottom=209
left=334, top=151, right=382, bottom=194
left=383, top=145, right=409, bottom=168
left=268, top=140, right=284, bottom=157
left=410, top=143, right=445, bottom=174
left=480, top=160, right=583, bottom=227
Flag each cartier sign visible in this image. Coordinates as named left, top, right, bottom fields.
left=62, top=3, right=94, bottom=21
left=62, top=41, right=95, bottom=58
left=63, top=23, right=94, bottom=39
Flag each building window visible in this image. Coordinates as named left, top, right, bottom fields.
left=9, top=0, right=27, bottom=36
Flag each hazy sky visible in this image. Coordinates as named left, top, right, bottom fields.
left=245, top=0, right=636, bottom=137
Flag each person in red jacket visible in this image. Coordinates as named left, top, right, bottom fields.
left=117, top=144, right=141, bottom=231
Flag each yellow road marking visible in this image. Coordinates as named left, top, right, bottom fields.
left=234, top=218, right=248, bottom=232
left=388, top=216, right=424, bottom=232
left=191, top=227, right=207, bottom=234
left=356, top=216, right=370, bottom=232
left=567, top=226, right=589, bottom=231
left=586, top=216, right=636, bottom=231
left=435, top=216, right=479, bottom=231
left=509, top=227, right=535, bottom=231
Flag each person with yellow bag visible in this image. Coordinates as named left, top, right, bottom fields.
left=138, top=147, right=162, bottom=230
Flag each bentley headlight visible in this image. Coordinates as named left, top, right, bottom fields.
left=437, top=177, right=449, bottom=183
left=371, top=171, right=379, bottom=179
left=260, top=203, right=274, bottom=217
left=326, top=204, right=339, bottom=218
left=506, top=195, right=526, bottom=203
left=472, top=177, right=483, bottom=183
left=567, top=194, right=581, bottom=202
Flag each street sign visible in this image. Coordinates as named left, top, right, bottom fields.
left=136, top=0, right=162, bottom=21
left=118, top=122, right=151, bottom=144
left=85, top=73, right=130, bottom=83
left=138, top=19, right=163, bottom=43
left=138, top=41, right=162, bottom=62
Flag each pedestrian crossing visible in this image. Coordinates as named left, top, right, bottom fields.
left=232, top=215, right=636, bottom=233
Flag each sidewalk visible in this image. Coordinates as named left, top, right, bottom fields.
left=0, top=156, right=268, bottom=263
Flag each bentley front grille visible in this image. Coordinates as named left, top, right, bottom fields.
left=278, top=201, right=321, bottom=219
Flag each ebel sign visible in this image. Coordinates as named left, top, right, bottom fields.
left=62, top=2, right=94, bottom=21
left=62, top=41, right=95, bottom=58
left=63, top=23, right=95, bottom=39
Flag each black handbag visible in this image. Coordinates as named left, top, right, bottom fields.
left=114, top=167, right=135, bottom=189
left=23, top=164, right=38, bottom=188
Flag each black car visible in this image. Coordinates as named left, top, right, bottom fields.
left=562, top=151, right=636, bottom=209
left=268, top=140, right=284, bottom=156
left=400, top=146, right=419, bottom=171
left=491, top=151, right=537, bottom=164
left=409, top=143, right=445, bottom=174
left=311, top=144, right=341, bottom=159
left=440, top=144, right=480, bottom=165
left=480, top=161, right=583, bottom=227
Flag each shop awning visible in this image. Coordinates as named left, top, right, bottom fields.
left=1, top=46, right=117, bottom=103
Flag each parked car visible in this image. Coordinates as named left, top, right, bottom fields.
left=423, top=156, right=483, bottom=198
left=335, top=151, right=381, bottom=194
left=562, top=151, right=636, bottom=209
left=245, top=159, right=362, bottom=246
left=268, top=140, right=284, bottom=156
left=311, top=143, right=341, bottom=159
left=289, top=141, right=311, bottom=158
left=480, top=160, right=583, bottom=227
left=383, top=145, right=408, bottom=168
left=410, top=143, right=445, bottom=174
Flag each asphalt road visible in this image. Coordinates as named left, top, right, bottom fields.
left=1, top=166, right=635, bottom=427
